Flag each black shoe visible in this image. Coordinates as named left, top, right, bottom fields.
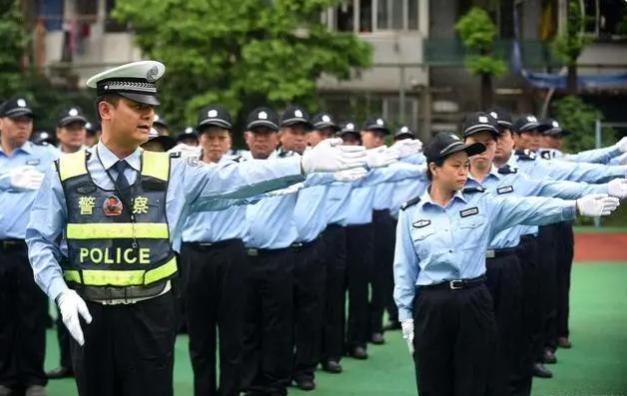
left=294, top=378, right=315, bottom=391
left=370, top=332, right=385, bottom=345
left=532, top=362, right=553, bottom=378
left=46, top=366, right=74, bottom=379
left=543, top=349, right=557, bottom=364
left=322, top=360, right=343, bottom=373
left=557, top=337, right=572, bottom=349
left=349, top=346, right=368, bottom=360
left=383, top=321, right=401, bottom=331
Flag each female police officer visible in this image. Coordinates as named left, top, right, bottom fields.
left=393, top=132, right=619, bottom=396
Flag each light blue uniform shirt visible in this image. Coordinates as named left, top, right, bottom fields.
left=294, top=183, right=328, bottom=243
left=465, top=166, right=607, bottom=249
left=324, top=183, right=353, bottom=226
left=25, top=142, right=305, bottom=300
left=512, top=150, right=626, bottom=183
left=538, top=145, right=622, bottom=164
left=373, top=153, right=426, bottom=211
left=182, top=156, right=247, bottom=243
left=389, top=154, right=428, bottom=218
left=0, top=141, right=59, bottom=239
left=393, top=187, right=577, bottom=321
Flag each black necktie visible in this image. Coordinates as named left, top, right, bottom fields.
left=112, top=160, right=130, bottom=192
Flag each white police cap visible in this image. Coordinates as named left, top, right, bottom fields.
left=86, top=61, right=165, bottom=106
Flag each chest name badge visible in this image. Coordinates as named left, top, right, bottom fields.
left=497, top=185, right=514, bottom=195
left=103, top=195, right=123, bottom=216
left=412, top=219, right=431, bottom=228
left=26, top=159, right=40, bottom=166
left=460, top=207, right=479, bottom=218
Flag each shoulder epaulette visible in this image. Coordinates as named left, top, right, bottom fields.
left=515, top=149, right=536, bottom=161
left=401, top=195, right=421, bottom=211
left=462, top=186, right=486, bottom=194
left=497, top=165, right=518, bottom=175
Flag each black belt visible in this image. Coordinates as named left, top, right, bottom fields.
left=73, top=281, right=168, bottom=303
left=0, top=239, right=27, bottom=251
left=520, top=234, right=537, bottom=243
left=485, top=247, right=518, bottom=259
left=291, top=238, right=318, bottom=251
left=186, top=239, right=242, bottom=251
left=326, top=223, right=344, bottom=230
left=246, top=246, right=292, bottom=257
left=419, top=275, right=486, bottom=291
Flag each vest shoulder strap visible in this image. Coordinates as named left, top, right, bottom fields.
left=142, top=151, right=171, bottom=181
left=58, top=150, right=88, bottom=182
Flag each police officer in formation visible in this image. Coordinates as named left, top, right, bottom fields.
left=20, top=60, right=366, bottom=396
left=0, top=58, right=625, bottom=396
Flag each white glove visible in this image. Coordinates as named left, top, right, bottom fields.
left=576, top=194, right=620, bottom=217
left=301, top=137, right=367, bottom=174
left=265, top=182, right=305, bottom=197
left=334, top=167, right=368, bottom=182
left=57, top=289, right=92, bottom=346
left=167, top=143, right=202, bottom=159
left=616, top=136, right=627, bottom=153
left=401, top=319, right=415, bottom=355
left=388, top=139, right=423, bottom=159
left=366, top=146, right=397, bottom=168
left=616, top=152, right=627, bottom=165
left=9, top=165, right=45, bottom=191
left=608, top=179, right=627, bottom=199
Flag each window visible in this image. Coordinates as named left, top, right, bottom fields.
left=583, top=0, right=627, bottom=40
left=105, top=0, right=129, bottom=32
left=329, top=0, right=419, bottom=32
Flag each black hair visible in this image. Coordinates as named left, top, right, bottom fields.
left=426, top=157, right=446, bottom=181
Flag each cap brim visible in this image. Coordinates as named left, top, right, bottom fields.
left=435, top=142, right=485, bottom=160
left=537, top=123, right=554, bottom=132
left=517, top=122, right=540, bottom=132
left=313, top=122, right=340, bottom=131
left=496, top=121, right=513, bottom=129
left=464, top=124, right=500, bottom=137
left=118, top=92, right=160, bottom=106
left=58, top=116, right=88, bottom=127
left=280, top=119, right=313, bottom=129
left=3, top=108, right=34, bottom=118
left=394, top=133, right=415, bottom=140
left=247, top=120, right=279, bottom=131
left=338, top=131, right=361, bottom=138
left=153, top=120, right=168, bottom=128
left=364, top=126, right=390, bottom=134
left=198, top=119, right=232, bottom=130
left=145, top=135, right=176, bottom=151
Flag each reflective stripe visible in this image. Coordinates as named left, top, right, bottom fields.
left=142, top=151, right=170, bottom=181
left=66, top=223, right=169, bottom=239
left=58, top=151, right=88, bottom=181
left=63, top=256, right=178, bottom=286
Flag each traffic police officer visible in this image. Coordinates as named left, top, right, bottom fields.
left=394, top=131, right=620, bottom=396
left=0, top=97, right=55, bottom=396
left=25, top=61, right=366, bottom=396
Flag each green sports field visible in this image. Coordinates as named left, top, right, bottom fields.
left=43, top=262, right=627, bottom=396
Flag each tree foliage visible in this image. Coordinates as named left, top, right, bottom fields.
left=113, top=0, right=372, bottom=127
left=0, top=0, right=29, bottom=97
left=454, top=7, right=506, bottom=78
left=551, top=0, right=591, bottom=66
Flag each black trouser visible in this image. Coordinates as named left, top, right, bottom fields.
left=345, top=223, right=374, bottom=350
left=292, top=239, right=325, bottom=382
left=241, top=248, right=294, bottom=396
left=55, top=306, right=73, bottom=369
left=517, top=235, right=542, bottom=374
left=181, top=240, right=248, bottom=396
left=320, top=224, right=347, bottom=363
left=413, top=283, right=498, bottom=396
left=71, top=291, right=177, bottom=396
left=371, top=210, right=397, bottom=333
left=0, top=241, right=47, bottom=389
left=485, top=250, right=530, bottom=396
left=537, top=224, right=559, bottom=354
left=555, top=221, right=574, bottom=339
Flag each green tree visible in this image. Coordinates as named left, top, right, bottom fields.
left=454, top=7, right=506, bottom=109
left=551, top=0, right=591, bottom=94
left=551, top=96, right=614, bottom=154
left=0, top=0, right=29, bottom=97
left=113, top=0, right=372, bottom=128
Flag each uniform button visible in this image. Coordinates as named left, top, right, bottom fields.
left=449, top=249, right=453, bottom=253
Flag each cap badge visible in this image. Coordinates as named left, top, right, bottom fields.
left=489, top=111, right=498, bottom=119
left=185, top=127, right=194, bottom=134
left=552, top=121, right=559, bottom=128
left=69, top=108, right=78, bottom=116
left=346, top=123, right=354, bottom=129
left=401, top=126, right=408, bottom=132
left=146, top=66, right=159, bottom=82
left=376, top=118, right=384, bottom=126
left=294, top=110, right=303, bottom=118
left=322, top=115, right=331, bottom=122
left=478, top=116, right=488, bottom=123
left=17, top=99, right=26, bottom=107
left=208, top=109, right=218, bottom=118
left=527, top=115, right=537, bottom=122
left=450, top=134, right=460, bottom=140
left=258, top=111, right=268, bottom=120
